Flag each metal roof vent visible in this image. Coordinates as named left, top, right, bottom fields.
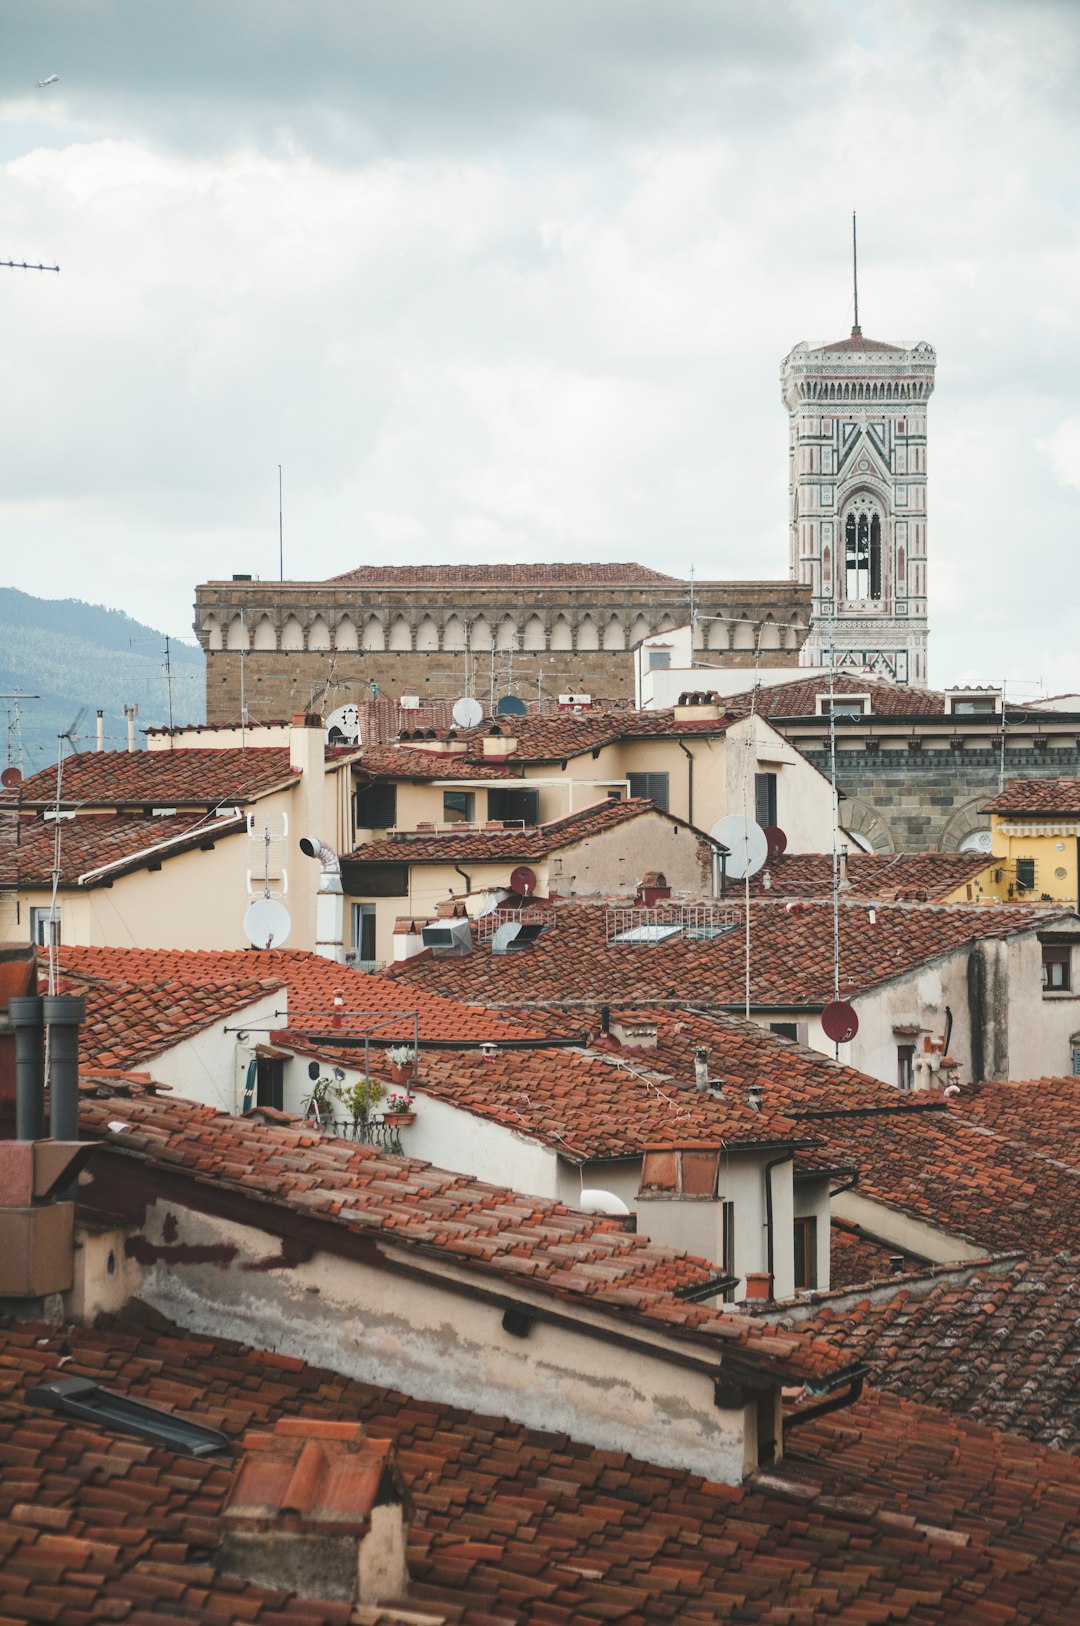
left=421, top=918, right=472, bottom=956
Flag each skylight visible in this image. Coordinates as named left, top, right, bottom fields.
left=613, top=923, right=683, bottom=944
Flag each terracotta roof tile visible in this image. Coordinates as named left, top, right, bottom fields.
left=0, top=811, right=246, bottom=888
left=74, top=1092, right=843, bottom=1385
left=2, top=1317, right=1080, bottom=1623
left=385, top=895, right=1066, bottom=1010
left=748, top=850, right=998, bottom=902
left=324, top=562, right=679, bottom=586
left=0, top=750, right=300, bottom=811
left=981, top=777, right=1080, bottom=814
left=786, top=1253, right=1080, bottom=1452
left=351, top=798, right=715, bottom=865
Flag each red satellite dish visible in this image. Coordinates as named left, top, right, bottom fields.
left=821, top=1000, right=859, bottom=1043
left=1, top=766, right=22, bottom=789
left=509, top=865, right=537, bottom=897
left=762, top=825, right=788, bottom=857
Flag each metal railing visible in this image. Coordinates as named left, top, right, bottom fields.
left=605, top=903, right=738, bottom=945
left=312, top=1114, right=411, bottom=1153
left=475, top=905, right=557, bottom=941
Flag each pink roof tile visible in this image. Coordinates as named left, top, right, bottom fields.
left=981, top=777, right=1080, bottom=814
left=0, top=810, right=246, bottom=888
left=325, top=561, right=679, bottom=586
left=0, top=748, right=300, bottom=809
left=351, top=797, right=714, bottom=864
left=748, top=850, right=998, bottom=902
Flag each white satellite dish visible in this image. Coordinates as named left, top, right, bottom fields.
left=325, top=703, right=360, bottom=746
left=451, top=696, right=484, bottom=729
left=243, top=896, right=292, bottom=949
left=711, top=815, right=768, bottom=880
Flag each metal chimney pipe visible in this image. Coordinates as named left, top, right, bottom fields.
left=96, top=710, right=104, bottom=751
left=9, top=995, right=45, bottom=1141
left=43, top=994, right=84, bottom=1143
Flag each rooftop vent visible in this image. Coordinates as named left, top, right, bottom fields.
left=491, top=919, right=550, bottom=955
left=421, top=918, right=472, bottom=956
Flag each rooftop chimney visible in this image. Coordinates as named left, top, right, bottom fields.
left=221, top=1419, right=409, bottom=1605
left=693, top=1047, right=709, bottom=1093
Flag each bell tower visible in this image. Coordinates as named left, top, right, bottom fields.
left=780, top=225, right=936, bottom=685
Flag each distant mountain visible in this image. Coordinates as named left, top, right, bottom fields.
left=0, top=589, right=205, bottom=776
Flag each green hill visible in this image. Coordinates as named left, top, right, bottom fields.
left=0, top=589, right=205, bottom=776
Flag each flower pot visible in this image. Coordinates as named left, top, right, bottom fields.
left=386, top=1110, right=416, bottom=1129
left=389, top=1063, right=414, bottom=1088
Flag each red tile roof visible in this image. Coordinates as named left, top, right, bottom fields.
left=829, top=1218, right=924, bottom=1289
left=0, top=748, right=300, bottom=810
left=748, top=849, right=998, bottom=901
left=352, top=797, right=714, bottom=864
left=0, top=810, right=246, bottom=888
left=386, top=895, right=1065, bottom=1010
left=820, top=328, right=907, bottom=353
left=325, top=561, right=680, bottom=585
left=982, top=777, right=1080, bottom=814
left=410, top=1045, right=810, bottom=1161
left=790, top=1254, right=1080, bottom=1452
left=56, top=945, right=558, bottom=1051
left=76, top=1092, right=843, bottom=1384
left=724, top=671, right=949, bottom=718
left=3, top=1316, right=1080, bottom=1623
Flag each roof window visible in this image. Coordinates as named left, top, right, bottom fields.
left=29, top=1376, right=228, bottom=1456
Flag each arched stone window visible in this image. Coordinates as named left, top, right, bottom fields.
left=784, top=611, right=802, bottom=651
left=362, top=615, right=385, bottom=651
left=656, top=613, right=675, bottom=634
left=602, top=616, right=625, bottom=650
left=576, top=615, right=599, bottom=650
left=335, top=615, right=358, bottom=651
left=706, top=617, right=728, bottom=652
left=443, top=614, right=466, bottom=650
left=254, top=615, right=277, bottom=651
left=308, top=616, right=331, bottom=651
left=629, top=614, right=651, bottom=646
left=732, top=616, right=755, bottom=650
left=758, top=615, right=781, bottom=650
left=896, top=546, right=906, bottom=589
left=469, top=616, right=492, bottom=651
left=281, top=616, right=304, bottom=651
left=844, top=505, right=883, bottom=600
left=523, top=614, right=546, bottom=650
left=203, top=614, right=222, bottom=651
left=550, top=615, right=572, bottom=650
left=226, top=615, right=248, bottom=651
left=389, top=616, right=412, bottom=651
left=416, top=616, right=439, bottom=651
left=496, top=615, right=518, bottom=651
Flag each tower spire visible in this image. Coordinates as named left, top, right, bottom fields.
left=851, top=210, right=860, bottom=337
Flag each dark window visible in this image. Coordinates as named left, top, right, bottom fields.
left=721, top=1199, right=735, bottom=1302
left=1043, top=945, right=1071, bottom=992
left=627, top=772, right=669, bottom=813
left=256, top=1058, right=284, bottom=1111
left=820, top=697, right=866, bottom=717
left=1016, top=857, right=1036, bottom=892
left=352, top=903, right=377, bottom=961
left=769, top=1022, right=798, bottom=1042
left=754, top=772, right=777, bottom=827
left=443, top=790, right=475, bottom=823
left=869, top=513, right=882, bottom=599
left=486, top=787, right=539, bottom=826
left=29, top=907, right=60, bottom=947
left=897, top=1044, right=915, bottom=1091
left=793, top=1216, right=818, bottom=1291
left=354, top=782, right=397, bottom=830
left=341, top=862, right=409, bottom=897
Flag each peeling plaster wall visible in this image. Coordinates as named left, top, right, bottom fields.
left=126, top=1197, right=755, bottom=1482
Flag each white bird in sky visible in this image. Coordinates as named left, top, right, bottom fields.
left=36, top=74, right=59, bottom=88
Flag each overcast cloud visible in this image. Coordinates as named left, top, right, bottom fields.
left=1, top=0, right=1078, bottom=695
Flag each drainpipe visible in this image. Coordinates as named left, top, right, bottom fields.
left=298, top=837, right=345, bottom=963
left=764, top=1148, right=794, bottom=1286
left=10, top=996, right=45, bottom=1141
left=454, top=864, right=472, bottom=896
left=677, top=741, right=694, bottom=827
left=43, top=994, right=84, bottom=1144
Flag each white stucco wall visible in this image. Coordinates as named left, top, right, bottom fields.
left=120, top=1195, right=761, bottom=1482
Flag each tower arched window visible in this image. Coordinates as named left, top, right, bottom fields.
left=845, top=507, right=883, bottom=601
left=870, top=513, right=882, bottom=599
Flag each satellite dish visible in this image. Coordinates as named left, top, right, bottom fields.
left=763, top=826, right=788, bottom=857
left=243, top=896, right=292, bottom=949
left=710, top=815, right=768, bottom=880
left=821, top=1000, right=859, bottom=1043
left=509, top=865, right=537, bottom=897
left=452, top=696, right=484, bottom=730
left=1, top=766, right=22, bottom=788
left=577, top=1189, right=631, bottom=1217
left=496, top=694, right=527, bottom=717
left=325, top=703, right=360, bottom=746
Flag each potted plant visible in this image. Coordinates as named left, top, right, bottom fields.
left=335, top=1075, right=386, bottom=1130
left=301, top=1063, right=341, bottom=1131
left=387, top=1045, right=417, bottom=1089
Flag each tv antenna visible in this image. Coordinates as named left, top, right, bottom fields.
left=1, top=691, right=40, bottom=774
left=852, top=210, right=859, bottom=332
left=59, top=706, right=88, bottom=757
left=1, top=258, right=59, bottom=274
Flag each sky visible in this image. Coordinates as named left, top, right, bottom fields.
left=1, top=0, right=1078, bottom=694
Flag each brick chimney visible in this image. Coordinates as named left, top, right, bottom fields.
left=221, top=1419, right=409, bottom=1604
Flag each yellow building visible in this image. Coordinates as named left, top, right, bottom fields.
left=980, top=779, right=1080, bottom=911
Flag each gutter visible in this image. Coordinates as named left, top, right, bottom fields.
left=677, top=740, right=694, bottom=827
left=453, top=863, right=472, bottom=896
left=783, top=1372, right=866, bottom=1432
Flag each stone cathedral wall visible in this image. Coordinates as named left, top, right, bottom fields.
left=194, top=577, right=812, bottom=725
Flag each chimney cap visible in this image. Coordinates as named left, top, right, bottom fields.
left=226, top=1420, right=406, bottom=1532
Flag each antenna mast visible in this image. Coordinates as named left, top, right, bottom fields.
left=278, top=464, right=284, bottom=582
left=852, top=211, right=859, bottom=333
left=1, top=259, right=59, bottom=273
